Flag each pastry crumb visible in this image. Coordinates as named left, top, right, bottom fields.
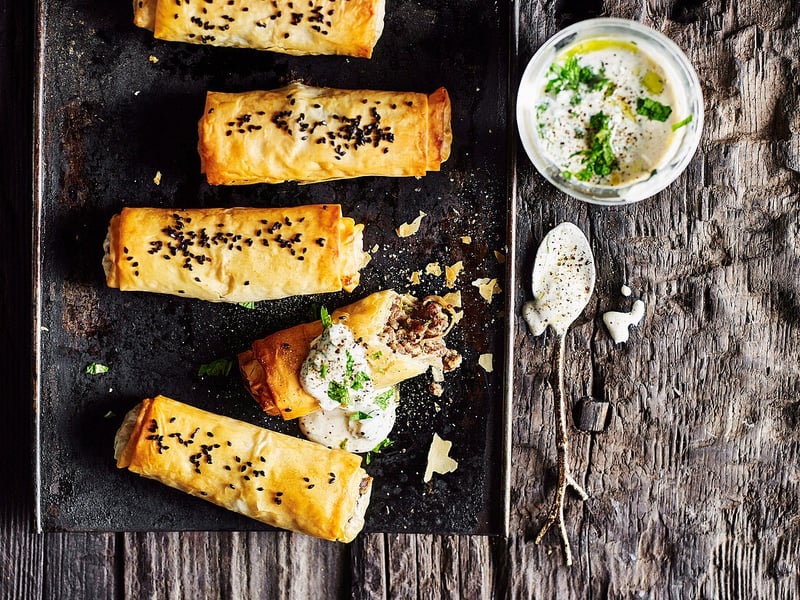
left=478, top=353, right=494, bottom=373
left=153, top=171, right=162, bottom=185
left=445, top=261, right=463, bottom=288
left=460, top=236, right=472, bottom=244
left=429, top=382, right=444, bottom=397
left=424, top=434, right=458, bottom=483
left=494, top=250, right=506, bottom=264
left=148, top=55, right=159, bottom=63
left=396, top=211, right=426, bottom=237
left=425, top=262, right=442, bottom=277
left=408, top=270, right=421, bottom=284
left=472, top=278, right=502, bottom=303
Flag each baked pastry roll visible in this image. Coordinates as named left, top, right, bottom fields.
left=103, top=205, right=369, bottom=302
left=133, top=0, right=385, bottom=58
left=239, top=290, right=463, bottom=420
left=115, top=395, right=372, bottom=542
left=198, top=83, right=452, bottom=185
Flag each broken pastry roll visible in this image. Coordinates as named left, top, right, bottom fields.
left=239, top=289, right=463, bottom=420
left=198, top=82, right=452, bottom=185
left=133, top=0, right=385, bottom=58
left=103, top=205, right=369, bottom=302
left=115, top=395, right=372, bottom=542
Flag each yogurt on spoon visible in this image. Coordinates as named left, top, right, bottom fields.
left=522, top=222, right=596, bottom=336
left=522, top=222, right=596, bottom=567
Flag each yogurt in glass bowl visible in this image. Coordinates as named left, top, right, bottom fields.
left=516, top=18, right=703, bottom=205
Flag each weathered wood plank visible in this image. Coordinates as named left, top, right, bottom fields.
left=510, top=1, right=800, bottom=598
left=42, top=534, right=117, bottom=599
left=122, top=531, right=348, bottom=599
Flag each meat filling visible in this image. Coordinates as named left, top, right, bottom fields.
left=380, top=297, right=462, bottom=372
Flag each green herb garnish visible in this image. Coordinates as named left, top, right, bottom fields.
left=545, top=56, right=610, bottom=104
left=198, top=358, right=233, bottom=377
left=351, top=371, right=371, bottom=390
left=636, top=97, right=673, bottom=122
left=320, top=306, right=333, bottom=329
left=328, top=380, right=350, bottom=405
left=86, top=362, right=109, bottom=375
left=374, top=388, right=395, bottom=410
left=365, top=438, right=394, bottom=465
left=672, top=114, right=693, bottom=131
left=319, top=363, right=328, bottom=379
left=349, top=411, right=373, bottom=422
left=345, top=350, right=354, bottom=377
left=574, top=112, right=618, bottom=181
left=103, top=410, right=116, bottom=419
left=237, top=301, right=256, bottom=309
left=370, top=351, right=383, bottom=361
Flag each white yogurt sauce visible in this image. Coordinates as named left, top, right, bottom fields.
left=621, top=284, right=632, bottom=297
left=300, top=321, right=398, bottom=453
left=523, top=223, right=596, bottom=337
left=300, top=323, right=374, bottom=412
left=603, top=299, right=646, bottom=343
left=530, top=39, right=689, bottom=187
left=298, top=388, right=398, bottom=453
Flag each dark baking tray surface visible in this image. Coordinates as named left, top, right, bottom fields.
left=34, top=0, right=511, bottom=534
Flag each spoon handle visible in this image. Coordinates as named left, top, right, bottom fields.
left=535, top=332, right=588, bottom=566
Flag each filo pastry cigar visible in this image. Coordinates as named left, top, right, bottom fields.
left=115, top=395, right=372, bottom=542
left=198, top=82, right=452, bottom=185
left=133, top=0, right=385, bottom=58
left=103, top=205, right=369, bottom=302
left=239, top=290, right=463, bottom=420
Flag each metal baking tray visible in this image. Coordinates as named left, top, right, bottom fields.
left=34, top=0, right=512, bottom=534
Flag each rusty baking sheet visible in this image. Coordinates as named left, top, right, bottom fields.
left=34, top=0, right=511, bottom=534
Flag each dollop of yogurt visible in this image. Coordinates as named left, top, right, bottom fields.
left=603, top=299, right=646, bottom=343
left=298, top=388, right=398, bottom=453
left=523, top=222, right=596, bottom=337
left=299, top=320, right=398, bottom=453
left=300, top=323, right=374, bottom=411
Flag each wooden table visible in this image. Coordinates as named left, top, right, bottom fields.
left=3, top=1, right=799, bottom=597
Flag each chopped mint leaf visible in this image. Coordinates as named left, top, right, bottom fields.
left=374, top=388, right=395, bottom=410
left=636, top=97, right=672, bottom=122
left=574, top=111, right=618, bottom=181
left=672, top=114, right=693, bottom=131
left=320, top=306, right=333, bottom=329
left=370, top=351, right=383, bottom=361
left=237, top=301, right=255, bottom=309
left=365, top=438, right=393, bottom=465
left=328, top=380, right=350, bottom=405
left=345, top=350, right=354, bottom=378
left=372, top=438, right=393, bottom=453
left=86, top=362, right=109, bottom=375
left=349, top=411, right=373, bottom=421
left=319, top=363, right=328, bottom=379
left=198, top=358, right=233, bottom=377
left=545, top=56, right=610, bottom=104
left=351, top=371, right=371, bottom=390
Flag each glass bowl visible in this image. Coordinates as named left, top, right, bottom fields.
left=516, top=18, right=704, bottom=205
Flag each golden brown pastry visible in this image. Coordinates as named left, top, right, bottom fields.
left=103, top=205, right=369, bottom=302
left=133, top=0, right=385, bottom=58
left=239, top=290, right=463, bottom=420
left=115, top=395, right=372, bottom=542
left=198, top=82, right=452, bottom=185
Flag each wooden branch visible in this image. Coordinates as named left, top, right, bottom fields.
left=534, top=333, right=588, bottom=566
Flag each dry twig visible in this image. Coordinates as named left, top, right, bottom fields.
left=534, top=334, right=589, bottom=566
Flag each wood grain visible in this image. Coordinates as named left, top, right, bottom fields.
left=3, top=0, right=800, bottom=598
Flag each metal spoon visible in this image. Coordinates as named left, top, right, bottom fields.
left=522, top=222, right=595, bottom=566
